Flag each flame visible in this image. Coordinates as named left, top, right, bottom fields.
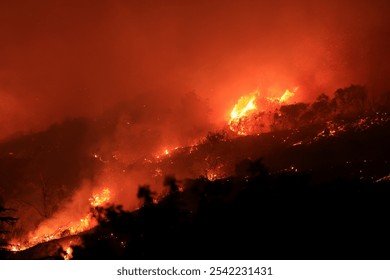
left=279, top=88, right=297, bottom=103
left=266, top=87, right=298, bottom=103
left=229, top=87, right=298, bottom=135
left=69, top=187, right=111, bottom=234
left=89, top=188, right=111, bottom=207
left=229, top=92, right=258, bottom=122
left=9, top=187, right=111, bottom=252
left=155, top=147, right=178, bottom=159
left=63, top=246, right=73, bottom=260
left=228, top=91, right=258, bottom=135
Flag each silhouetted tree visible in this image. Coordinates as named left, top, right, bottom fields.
left=203, top=131, right=228, bottom=146
left=137, top=185, right=155, bottom=207
left=316, top=93, right=330, bottom=103
left=278, top=103, right=309, bottom=128
left=374, top=91, right=390, bottom=112
left=312, top=94, right=331, bottom=117
left=331, top=85, right=367, bottom=118
left=163, top=176, right=179, bottom=193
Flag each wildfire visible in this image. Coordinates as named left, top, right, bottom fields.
left=89, top=188, right=111, bottom=207
left=279, top=88, right=297, bottom=103
left=9, top=187, right=111, bottom=253
left=230, top=92, right=258, bottom=122
left=155, top=147, right=180, bottom=159
left=229, top=87, right=298, bottom=135
left=265, top=87, right=298, bottom=103
left=228, top=91, right=258, bottom=135
left=68, top=188, right=111, bottom=234
left=63, top=246, right=73, bottom=260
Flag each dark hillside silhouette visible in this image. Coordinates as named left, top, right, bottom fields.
left=55, top=166, right=390, bottom=260
left=1, top=85, right=390, bottom=260
left=0, top=200, right=18, bottom=256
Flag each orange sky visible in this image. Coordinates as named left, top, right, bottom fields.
left=1, top=0, right=390, bottom=139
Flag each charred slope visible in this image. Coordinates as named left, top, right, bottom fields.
left=66, top=171, right=390, bottom=260
left=5, top=235, right=82, bottom=260
left=0, top=118, right=102, bottom=198
left=0, top=103, right=389, bottom=259
left=4, top=172, right=390, bottom=260
left=151, top=115, right=390, bottom=184
left=67, top=117, right=390, bottom=260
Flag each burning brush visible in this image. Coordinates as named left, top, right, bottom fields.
left=9, top=188, right=111, bottom=255
left=229, top=88, right=298, bottom=135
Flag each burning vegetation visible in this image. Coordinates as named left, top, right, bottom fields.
left=1, top=0, right=390, bottom=262
left=228, top=87, right=298, bottom=135
left=7, top=187, right=111, bottom=256
left=0, top=84, right=390, bottom=260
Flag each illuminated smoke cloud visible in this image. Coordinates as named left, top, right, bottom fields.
left=0, top=0, right=389, bottom=140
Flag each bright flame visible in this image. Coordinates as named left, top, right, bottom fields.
left=9, top=187, right=111, bottom=252
left=230, top=92, right=258, bottom=122
left=89, top=188, right=111, bottom=207
left=63, top=246, right=73, bottom=260
left=279, top=88, right=297, bottom=103
left=228, top=92, right=258, bottom=135
left=266, top=87, right=298, bottom=103
left=70, top=188, right=111, bottom=234
left=229, top=87, right=298, bottom=135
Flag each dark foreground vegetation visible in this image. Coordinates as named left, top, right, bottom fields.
left=65, top=167, right=390, bottom=260
left=1, top=85, right=390, bottom=259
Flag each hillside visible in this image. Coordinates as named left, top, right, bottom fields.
left=2, top=109, right=390, bottom=259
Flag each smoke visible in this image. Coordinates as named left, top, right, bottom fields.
left=1, top=0, right=390, bottom=141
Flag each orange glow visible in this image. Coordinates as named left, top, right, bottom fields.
left=230, top=92, right=258, bottom=122
left=89, top=188, right=111, bottom=207
left=228, top=91, right=258, bottom=135
left=9, top=187, right=111, bottom=252
left=266, top=87, right=298, bottom=103
left=63, top=246, right=73, bottom=260
left=155, top=147, right=176, bottom=159
left=279, top=87, right=297, bottom=103
left=229, top=87, right=298, bottom=135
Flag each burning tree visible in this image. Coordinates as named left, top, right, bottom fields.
left=228, top=88, right=298, bottom=135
